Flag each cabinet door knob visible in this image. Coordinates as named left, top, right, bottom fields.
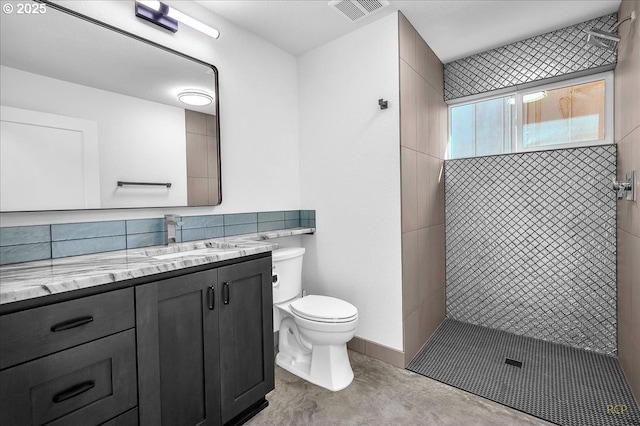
left=50, top=316, right=94, bottom=332
left=208, top=286, right=215, bottom=310
left=223, top=282, right=230, bottom=305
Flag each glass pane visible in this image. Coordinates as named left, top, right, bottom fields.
left=449, top=96, right=513, bottom=159
left=476, top=98, right=509, bottom=156
left=522, top=80, right=605, bottom=149
left=450, top=104, right=475, bottom=158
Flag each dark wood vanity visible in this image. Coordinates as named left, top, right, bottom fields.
left=1, top=1, right=278, bottom=423
left=0, top=253, right=274, bottom=426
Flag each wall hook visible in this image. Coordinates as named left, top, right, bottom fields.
left=378, top=98, right=388, bottom=110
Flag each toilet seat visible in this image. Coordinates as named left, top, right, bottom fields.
left=290, top=295, right=358, bottom=323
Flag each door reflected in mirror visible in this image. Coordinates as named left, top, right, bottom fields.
left=0, top=1, right=221, bottom=212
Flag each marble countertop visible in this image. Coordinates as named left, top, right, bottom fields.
left=0, top=228, right=314, bottom=305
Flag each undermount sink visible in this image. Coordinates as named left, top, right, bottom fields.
left=153, top=247, right=228, bottom=260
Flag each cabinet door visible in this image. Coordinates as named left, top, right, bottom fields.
left=218, top=257, right=275, bottom=424
left=136, top=270, right=220, bottom=426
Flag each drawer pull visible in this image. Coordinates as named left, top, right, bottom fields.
left=52, top=380, right=96, bottom=403
left=50, top=316, right=94, bottom=332
left=208, top=286, right=215, bottom=310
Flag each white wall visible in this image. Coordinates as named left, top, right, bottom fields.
left=297, top=13, right=403, bottom=350
left=0, top=0, right=299, bottom=226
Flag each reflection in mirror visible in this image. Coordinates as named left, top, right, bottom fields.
left=0, top=1, right=221, bottom=211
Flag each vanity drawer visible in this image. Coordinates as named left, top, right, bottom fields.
left=0, top=329, right=137, bottom=426
left=100, top=407, right=138, bottom=426
left=0, top=288, right=135, bottom=369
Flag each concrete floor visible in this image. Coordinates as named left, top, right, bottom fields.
left=248, top=350, right=555, bottom=426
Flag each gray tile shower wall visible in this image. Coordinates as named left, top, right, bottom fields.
left=444, top=14, right=618, bottom=101
left=445, top=145, right=617, bottom=355
left=0, top=210, right=316, bottom=265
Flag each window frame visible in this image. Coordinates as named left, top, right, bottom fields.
left=447, top=71, right=614, bottom=159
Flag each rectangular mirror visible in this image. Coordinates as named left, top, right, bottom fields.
left=0, top=0, right=221, bottom=211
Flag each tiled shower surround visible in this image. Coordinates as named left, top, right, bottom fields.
left=0, top=210, right=315, bottom=265
left=444, top=14, right=618, bottom=101
left=445, top=145, right=617, bottom=355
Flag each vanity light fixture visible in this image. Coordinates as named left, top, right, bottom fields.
left=177, top=90, right=213, bottom=106
left=136, top=1, right=220, bottom=39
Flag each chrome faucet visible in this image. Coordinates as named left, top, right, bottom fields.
left=164, top=214, right=184, bottom=245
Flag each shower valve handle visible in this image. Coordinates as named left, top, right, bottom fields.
left=613, top=182, right=631, bottom=200
left=613, top=171, right=636, bottom=201
left=613, top=181, right=631, bottom=189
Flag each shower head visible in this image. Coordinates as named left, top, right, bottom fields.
left=585, top=10, right=636, bottom=51
left=585, top=29, right=620, bottom=51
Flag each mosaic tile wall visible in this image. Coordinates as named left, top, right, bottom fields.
left=444, top=14, right=617, bottom=101
left=445, top=145, right=617, bottom=354
left=0, top=210, right=316, bottom=265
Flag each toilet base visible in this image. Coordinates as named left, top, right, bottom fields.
left=276, top=343, right=354, bottom=392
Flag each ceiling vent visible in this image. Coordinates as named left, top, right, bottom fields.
left=328, top=0, right=390, bottom=23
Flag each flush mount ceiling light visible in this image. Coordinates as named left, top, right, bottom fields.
left=177, top=90, right=213, bottom=106
left=136, top=1, right=220, bottom=39
left=523, top=91, right=548, bottom=103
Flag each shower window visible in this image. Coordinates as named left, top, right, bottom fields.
left=448, top=72, right=613, bottom=159
left=450, top=95, right=514, bottom=159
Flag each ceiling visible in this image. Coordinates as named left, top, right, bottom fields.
left=198, top=0, right=621, bottom=63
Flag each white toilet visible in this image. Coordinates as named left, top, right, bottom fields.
left=272, top=247, right=358, bottom=392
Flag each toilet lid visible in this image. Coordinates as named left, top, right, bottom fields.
left=290, top=295, right=358, bottom=323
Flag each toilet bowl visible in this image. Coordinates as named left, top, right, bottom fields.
left=272, top=248, right=358, bottom=392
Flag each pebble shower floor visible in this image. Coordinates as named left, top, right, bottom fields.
left=407, top=319, right=640, bottom=426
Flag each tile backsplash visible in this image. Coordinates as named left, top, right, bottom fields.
left=0, top=210, right=316, bottom=265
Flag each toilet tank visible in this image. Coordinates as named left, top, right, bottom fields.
left=272, top=247, right=305, bottom=304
